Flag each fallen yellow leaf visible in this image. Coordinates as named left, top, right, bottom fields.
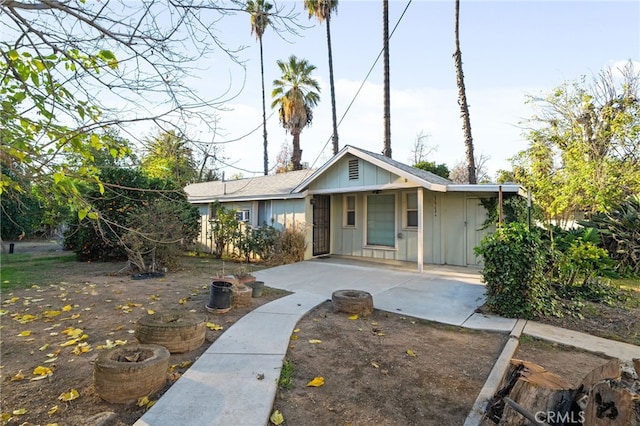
left=290, top=335, right=298, bottom=340
left=39, top=343, right=50, bottom=351
left=406, top=349, right=417, bottom=357
left=308, top=339, right=322, bottom=344
left=60, top=338, right=79, bottom=347
left=206, top=322, right=223, bottom=331
left=62, top=305, right=72, bottom=312
left=48, top=405, right=58, bottom=415
left=306, top=376, right=325, bottom=387
left=137, top=396, right=150, bottom=407
left=33, top=366, right=53, bottom=377
left=43, top=310, right=61, bottom=318
left=348, top=314, right=359, bottom=320
left=12, top=408, right=27, bottom=415
left=16, top=314, right=37, bottom=324
left=147, top=309, right=155, bottom=315
left=17, top=330, right=31, bottom=337
left=270, top=409, right=284, bottom=425
left=293, top=328, right=300, bottom=333
left=61, top=327, right=83, bottom=338
left=11, top=370, right=24, bottom=381
left=58, top=389, right=79, bottom=402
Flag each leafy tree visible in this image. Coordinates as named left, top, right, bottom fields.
left=0, top=166, right=40, bottom=240
left=512, top=62, right=640, bottom=223
left=64, top=168, right=198, bottom=271
left=413, top=161, right=450, bottom=179
left=453, top=0, right=476, bottom=183
left=271, top=55, right=321, bottom=170
left=247, top=0, right=273, bottom=176
left=1, top=0, right=298, bottom=240
left=208, top=202, right=241, bottom=259
left=305, top=0, right=340, bottom=155
left=1, top=48, right=125, bottom=219
left=140, top=129, right=198, bottom=187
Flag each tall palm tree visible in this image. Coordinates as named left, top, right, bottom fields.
left=304, top=0, right=340, bottom=155
left=271, top=55, right=321, bottom=171
left=382, top=0, right=392, bottom=158
left=454, top=0, right=476, bottom=183
left=247, top=0, right=273, bottom=176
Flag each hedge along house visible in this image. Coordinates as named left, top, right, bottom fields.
left=185, top=145, right=527, bottom=271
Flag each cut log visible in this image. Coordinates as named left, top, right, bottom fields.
left=498, top=359, right=577, bottom=425
left=579, top=358, right=622, bottom=390
left=583, top=380, right=639, bottom=425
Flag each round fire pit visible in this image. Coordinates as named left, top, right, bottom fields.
left=332, top=289, right=373, bottom=316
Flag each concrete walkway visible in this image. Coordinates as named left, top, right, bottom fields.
left=135, top=258, right=639, bottom=426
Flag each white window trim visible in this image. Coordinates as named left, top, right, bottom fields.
left=403, top=191, right=418, bottom=230
left=343, top=195, right=356, bottom=228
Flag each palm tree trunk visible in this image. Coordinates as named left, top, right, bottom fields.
left=326, top=13, right=339, bottom=155
left=291, top=130, right=303, bottom=171
left=454, top=0, right=476, bottom=183
left=259, top=38, right=269, bottom=175
left=382, top=0, right=392, bottom=158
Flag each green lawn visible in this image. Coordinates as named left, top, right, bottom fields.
left=1, top=252, right=76, bottom=290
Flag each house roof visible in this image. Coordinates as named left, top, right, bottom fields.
left=293, top=145, right=453, bottom=193
left=186, top=145, right=527, bottom=204
left=185, top=169, right=315, bottom=203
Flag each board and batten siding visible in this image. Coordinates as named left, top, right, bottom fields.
left=308, top=155, right=413, bottom=191
left=194, top=199, right=306, bottom=253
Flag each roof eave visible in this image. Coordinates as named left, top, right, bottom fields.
left=446, top=184, right=528, bottom=197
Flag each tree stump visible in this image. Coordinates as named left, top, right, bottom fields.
left=498, top=359, right=577, bottom=425
left=490, top=358, right=640, bottom=425
left=332, top=290, right=373, bottom=316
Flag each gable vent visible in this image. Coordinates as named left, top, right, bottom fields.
left=348, top=159, right=359, bottom=180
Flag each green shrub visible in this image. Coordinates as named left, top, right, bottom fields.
left=579, top=194, right=640, bottom=276
left=64, top=168, right=198, bottom=270
left=475, top=223, right=558, bottom=319
left=208, top=202, right=241, bottom=259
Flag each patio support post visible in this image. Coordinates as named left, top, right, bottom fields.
left=417, top=188, right=424, bottom=273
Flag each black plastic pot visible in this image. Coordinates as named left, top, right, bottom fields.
left=208, top=281, right=232, bottom=310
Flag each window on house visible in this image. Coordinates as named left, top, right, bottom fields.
left=348, top=159, right=359, bottom=180
left=406, top=193, right=418, bottom=228
left=366, top=194, right=395, bottom=247
left=344, top=195, right=356, bottom=227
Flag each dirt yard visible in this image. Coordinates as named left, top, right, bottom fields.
left=1, top=244, right=637, bottom=425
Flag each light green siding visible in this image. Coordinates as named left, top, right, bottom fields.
left=307, top=155, right=407, bottom=192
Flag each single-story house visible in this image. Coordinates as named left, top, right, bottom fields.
left=185, top=145, right=526, bottom=271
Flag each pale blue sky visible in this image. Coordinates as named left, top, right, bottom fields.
left=132, top=1, right=640, bottom=178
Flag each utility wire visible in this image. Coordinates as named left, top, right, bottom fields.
left=308, top=0, right=413, bottom=170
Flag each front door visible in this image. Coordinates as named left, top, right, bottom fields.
left=312, top=195, right=330, bottom=256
